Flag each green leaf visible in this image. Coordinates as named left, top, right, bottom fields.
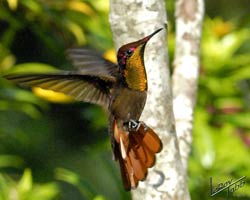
left=216, top=112, right=250, bottom=129
left=193, top=108, right=215, bottom=169
left=4, top=63, right=59, bottom=74
left=27, top=183, right=59, bottom=200
left=55, top=168, right=95, bottom=199
left=213, top=124, right=250, bottom=172
left=0, top=155, right=25, bottom=169
left=18, top=168, right=33, bottom=195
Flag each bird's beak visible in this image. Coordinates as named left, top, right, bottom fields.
left=142, top=28, right=163, bottom=43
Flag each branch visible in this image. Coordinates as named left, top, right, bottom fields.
left=172, top=0, right=205, bottom=171
left=109, top=0, right=190, bottom=199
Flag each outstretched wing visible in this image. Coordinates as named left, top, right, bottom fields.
left=67, top=48, right=118, bottom=80
left=4, top=48, right=119, bottom=107
left=4, top=73, right=114, bottom=107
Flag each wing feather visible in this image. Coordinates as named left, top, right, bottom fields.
left=67, top=48, right=118, bottom=80
left=4, top=73, right=114, bottom=108
left=4, top=48, right=119, bottom=108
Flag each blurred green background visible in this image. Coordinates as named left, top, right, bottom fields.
left=0, top=0, right=249, bottom=199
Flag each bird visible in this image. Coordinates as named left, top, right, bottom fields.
left=4, top=28, right=163, bottom=190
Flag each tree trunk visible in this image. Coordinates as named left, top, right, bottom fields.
left=172, top=0, right=205, bottom=172
left=109, top=0, right=190, bottom=199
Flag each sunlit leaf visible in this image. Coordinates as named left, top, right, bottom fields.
left=55, top=168, right=79, bottom=185
left=4, top=63, right=58, bottom=74
left=103, top=48, right=116, bottom=63
left=55, top=168, right=95, bottom=199
left=66, top=0, right=95, bottom=16
left=0, top=174, right=11, bottom=200
left=64, top=19, right=86, bottom=45
left=0, top=171, right=59, bottom=200
left=217, top=113, right=250, bottom=129
left=94, top=195, right=108, bottom=200
left=32, top=87, right=74, bottom=103
left=229, top=65, right=250, bottom=81
left=0, top=87, right=47, bottom=107
left=212, top=19, right=233, bottom=37
left=0, top=155, right=25, bottom=169
left=193, top=108, right=216, bottom=169
left=0, top=100, right=42, bottom=118
left=213, top=124, right=250, bottom=172
left=0, top=86, right=48, bottom=118
left=27, top=183, right=59, bottom=200
left=202, top=76, right=237, bottom=96
left=91, top=0, right=110, bottom=12
left=18, top=168, right=32, bottom=195
left=0, top=44, right=16, bottom=72
left=202, top=18, right=249, bottom=72
left=7, top=0, right=18, bottom=10
left=214, top=97, right=243, bottom=110
left=21, top=0, right=42, bottom=14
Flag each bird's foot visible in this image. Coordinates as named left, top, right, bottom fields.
left=123, top=120, right=147, bottom=132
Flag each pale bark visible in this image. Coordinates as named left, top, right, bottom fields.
left=172, top=0, right=205, bottom=172
left=109, top=0, right=190, bottom=199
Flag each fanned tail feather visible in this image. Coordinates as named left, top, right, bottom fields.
left=114, top=121, right=162, bottom=190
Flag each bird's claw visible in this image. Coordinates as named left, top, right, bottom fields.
left=124, top=120, right=147, bottom=132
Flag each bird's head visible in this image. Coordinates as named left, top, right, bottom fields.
left=117, top=28, right=163, bottom=69
left=116, top=28, right=163, bottom=91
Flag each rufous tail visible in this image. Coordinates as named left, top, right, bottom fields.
left=113, top=120, right=162, bottom=190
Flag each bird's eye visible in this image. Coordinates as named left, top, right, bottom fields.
left=125, top=49, right=133, bottom=57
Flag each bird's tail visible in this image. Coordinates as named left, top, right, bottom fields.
left=113, top=120, right=162, bottom=190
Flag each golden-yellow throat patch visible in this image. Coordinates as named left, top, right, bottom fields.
left=124, top=46, right=147, bottom=91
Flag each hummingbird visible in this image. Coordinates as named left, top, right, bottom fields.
left=4, top=28, right=163, bottom=190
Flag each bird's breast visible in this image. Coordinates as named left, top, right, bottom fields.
left=109, top=88, right=147, bottom=122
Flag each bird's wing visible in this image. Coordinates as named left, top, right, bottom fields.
left=4, top=73, right=114, bottom=108
left=67, top=48, right=118, bottom=80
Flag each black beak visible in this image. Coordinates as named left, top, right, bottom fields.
left=142, top=28, right=163, bottom=43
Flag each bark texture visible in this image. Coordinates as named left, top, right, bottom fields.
left=110, top=0, right=190, bottom=199
left=172, top=0, right=205, bottom=172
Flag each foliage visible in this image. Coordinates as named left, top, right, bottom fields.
left=0, top=0, right=249, bottom=199
left=188, top=18, right=250, bottom=200
left=0, top=169, right=59, bottom=200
